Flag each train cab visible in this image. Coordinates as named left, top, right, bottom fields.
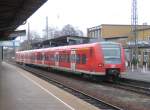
left=99, top=42, right=126, bottom=78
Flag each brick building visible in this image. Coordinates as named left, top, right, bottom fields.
left=87, top=24, right=150, bottom=66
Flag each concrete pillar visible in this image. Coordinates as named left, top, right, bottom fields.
left=0, top=46, right=3, bottom=61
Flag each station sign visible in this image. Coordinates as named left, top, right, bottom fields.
left=0, top=41, right=20, bottom=47
left=8, top=30, right=26, bottom=38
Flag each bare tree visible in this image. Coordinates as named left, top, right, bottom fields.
left=30, top=31, right=41, bottom=42
left=19, top=40, right=29, bottom=50
left=19, top=31, right=41, bottom=50
left=43, top=24, right=84, bottom=39
left=61, top=24, right=78, bottom=36
left=61, top=24, right=83, bottom=36
left=76, top=29, right=84, bottom=36
left=53, top=30, right=62, bottom=38
left=43, top=27, right=61, bottom=39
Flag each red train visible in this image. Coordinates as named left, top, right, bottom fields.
left=15, top=42, right=126, bottom=80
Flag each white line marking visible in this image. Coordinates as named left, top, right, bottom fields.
left=18, top=71, right=75, bottom=110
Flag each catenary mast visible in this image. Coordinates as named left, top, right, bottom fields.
left=131, top=0, right=138, bottom=61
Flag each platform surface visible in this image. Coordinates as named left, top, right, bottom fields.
left=121, top=68, right=150, bottom=82
left=0, top=62, right=99, bottom=110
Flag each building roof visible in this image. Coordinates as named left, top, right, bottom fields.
left=0, top=0, right=47, bottom=40
left=88, top=24, right=150, bottom=30
left=31, top=35, right=92, bottom=49
left=101, top=24, right=150, bottom=26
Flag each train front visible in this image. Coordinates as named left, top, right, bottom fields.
left=101, top=42, right=126, bottom=80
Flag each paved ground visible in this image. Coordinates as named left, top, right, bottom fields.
left=0, top=62, right=99, bottom=110
left=121, top=67, right=150, bottom=82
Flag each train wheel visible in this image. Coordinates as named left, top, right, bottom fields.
left=82, top=73, right=90, bottom=79
left=106, top=69, right=119, bottom=82
left=47, top=67, right=51, bottom=71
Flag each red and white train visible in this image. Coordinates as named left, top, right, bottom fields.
left=16, top=42, right=126, bottom=80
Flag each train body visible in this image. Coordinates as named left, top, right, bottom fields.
left=16, top=42, right=126, bottom=79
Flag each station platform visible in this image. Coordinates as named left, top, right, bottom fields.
left=0, top=62, right=99, bottom=110
left=121, top=68, right=150, bottom=82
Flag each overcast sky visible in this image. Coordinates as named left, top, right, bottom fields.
left=18, top=0, right=150, bottom=36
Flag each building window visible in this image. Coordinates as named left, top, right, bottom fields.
left=95, top=30, right=97, bottom=38
left=92, top=31, right=95, bottom=38
left=97, top=29, right=101, bottom=38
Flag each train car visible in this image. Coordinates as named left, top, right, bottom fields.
left=16, top=42, right=126, bottom=80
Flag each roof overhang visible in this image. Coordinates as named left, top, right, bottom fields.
left=0, top=0, right=47, bottom=40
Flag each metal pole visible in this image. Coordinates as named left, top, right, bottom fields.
left=46, top=16, right=48, bottom=40
left=27, top=23, right=30, bottom=50
left=2, top=46, right=3, bottom=61
left=13, top=40, right=15, bottom=57
left=131, top=0, right=138, bottom=66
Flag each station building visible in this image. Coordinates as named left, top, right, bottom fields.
left=87, top=24, right=150, bottom=66
left=31, top=35, right=93, bottom=49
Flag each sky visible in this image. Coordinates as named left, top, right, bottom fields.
left=18, top=0, right=150, bottom=36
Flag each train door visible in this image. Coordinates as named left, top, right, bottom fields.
left=42, top=52, right=45, bottom=65
left=55, top=52, right=59, bottom=67
left=35, top=52, right=37, bottom=64
left=71, top=50, right=76, bottom=71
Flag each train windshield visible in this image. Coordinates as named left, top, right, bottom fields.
left=101, top=44, right=121, bottom=64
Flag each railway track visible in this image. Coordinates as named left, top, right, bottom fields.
left=17, top=64, right=122, bottom=110
left=114, top=78, right=150, bottom=96
left=95, top=78, right=150, bottom=96
left=82, top=77, right=150, bottom=96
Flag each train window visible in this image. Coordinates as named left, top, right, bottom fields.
left=67, top=54, right=70, bottom=63
left=76, top=54, right=81, bottom=64
left=41, top=54, right=43, bottom=60
left=55, top=54, right=59, bottom=62
left=37, top=54, right=42, bottom=60
left=102, top=46, right=121, bottom=64
left=82, top=54, right=86, bottom=64
left=38, top=54, right=40, bottom=60
left=62, top=54, right=66, bottom=62
left=62, top=54, right=65, bottom=62
left=33, top=55, right=35, bottom=60
left=73, top=54, right=76, bottom=62
left=40, top=54, right=43, bottom=60
left=37, top=55, right=39, bottom=60
left=31, top=55, right=34, bottom=61
left=40, top=54, right=41, bottom=60
left=63, top=54, right=67, bottom=62
left=59, top=54, right=61, bottom=62
left=70, top=54, right=73, bottom=62
left=65, top=54, right=69, bottom=62
left=59, top=54, right=63, bottom=62
left=49, top=54, right=54, bottom=61
left=45, top=54, right=48, bottom=60
left=46, top=55, right=48, bottom=60
left=49, top=55, right=51, bottom=61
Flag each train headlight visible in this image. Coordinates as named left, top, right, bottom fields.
left=98, top=63, right=104, bottom=67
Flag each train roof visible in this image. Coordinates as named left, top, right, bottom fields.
left=99, top=41, right=120, bottom=45
left=16, top=41, right=121, bottom=53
